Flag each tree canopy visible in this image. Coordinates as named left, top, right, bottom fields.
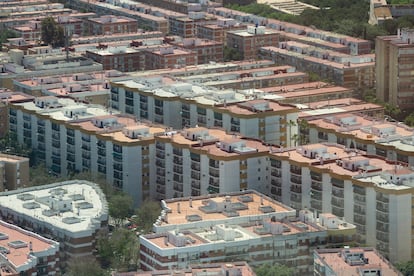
left=65, top=257, right=108, bottom=276
left=97, top=228, right=139, bottom=271
left=109, top=193, right=134, bottom=227
left=133, top=199, right=161, bottom=233
left=41, top=17, right=65, bottom=47
left=255, top=263, right=294, bottom=276
left=396, top=260, right=414, bottom=276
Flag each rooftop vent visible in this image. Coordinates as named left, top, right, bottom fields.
left=49, top=188, right=67, bottom=196
left=69, top=194, right=85, bottom=201
left=259, top=206, right=275, bottom=213
left=62, top=217, right=81, bottom=224
left=0, top=233, right=8, bottom=240
left=8, top=240, right=27, bottom=249
left=186, top=214, right=202, bottom=222
left=42, top=209, right=59, bottom=217
left=238, top=195, right=253, bottom=203
left=23, top=202, right=41, bottom=209
left=0, top=246, right=9, bottom=254
left=17, top=193, right=35, bottom=201
left=76, top=202, right=93, bottom=209
left=223, top=210, right=239, bottom=217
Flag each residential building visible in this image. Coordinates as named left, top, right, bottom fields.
left=197, top=19, right=246, bottom=43
left=8, top=96, right=165, bottom=206
left=13, top=70, right=126, bottom=105
left=268, top=143, right=414, bottom=262
left=110, top=77, right=299, bottom=145
left=226, top=26, right=280, bottom=60
left=85, top=15, right=138, bottom=36
left=0, top=180, right=108, bottom=268
left=85, top=47, right=144, bottom=72
left=66, top=0, right=169, bottom=34
left=314, top=247, right=401, bottom=276
left=0, top=52, right=103, bottom=90
left=0, top=153, right=30, bottom=192
left=0, top=220, right=60, bottom=276
left=0, top=90, right=34, bottom=138
left=303, top=113, right=414, bottom=167
left=211, top=7, right=372, bottom=55
left=375, top=29, right=414, bottom=110
left=259, top=42, right=375, bottom=90
left=115, top=262, right=256, bottom=276
left=168, top=13, right=218, bottom=38
left=140, top=190, right=328, bottom=274
left=153, top=127, right=270, bottom=199
left=169, top=38, right=224, bottom=65
left=144, top=47, right=197, bottom=70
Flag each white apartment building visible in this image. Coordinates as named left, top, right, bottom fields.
left=110, top=76, right=299, bottom=146
left=152, top=127, right=270, bottom=200
left=304, top=113, right=414, bottom=166
left=9, top=96, right=165, bottom=206
left=0, top=180, right=108, bottom=268
left=140, top=191, right=331, bottom=275
left=268, top=142, right=414, bottom=262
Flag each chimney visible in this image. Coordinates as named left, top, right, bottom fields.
left=177, top=202, right=181, bottom=213
left=189, top=197, right=193, bottom=208
left=260, top=195, right=264, bottom=205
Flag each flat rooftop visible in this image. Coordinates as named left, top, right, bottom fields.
left=0, top=220, right=58, bottom=273
left=160, top=190, right=293, bottom=226
left=314, top=248, right=399, bottom=276
left=0, top=180, right=108, bottom=235
left=116, top=262, right=255, bottom=276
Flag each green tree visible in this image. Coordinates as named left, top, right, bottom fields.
left=224, top=46, right=243, bottom=62
left=404, top=112, right=414, bottom=127
left=65, top=256, right=108, bottom=276
left=396, top=260, right=414, bottom=276
left=97, top=228, right=139, bottom=271
left=109, top=193, right=133, bottom=227
left=133, top=199, right=161, bottom=233
left=0, top=29, right=17, bottom=50
left=41, top=17, right=65, bottom=47
left=255, top=263, right=294, bottom=276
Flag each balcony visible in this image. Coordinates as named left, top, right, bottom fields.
left=191, top=180, right=200, bottom=189
left=376, top=193, right=389, bottom=203
left=290, top=175, right=302, bottom=184
left=173, top=157, right=183, bottom=165
left=271, top=169, right=281, bottom=177
left=311, top=181, right=322, bottom=191
left=271, top=179, right=282, bottom=187
left=310, top=171, right=322, bottom=181
left=354, top=214, right=366, bottom=225
left=310, top=200, right=322, bottom=211
left=290, top=166, right=301, bottom=175
left=156, top=151, right=165, bottom=159
left=209, top=168, right=220, bottom=177
left=191, top=171, right=200, bottom=180
left=290, top=185, right=302, bottom=193
left=376, top=202, right=389, bottom=213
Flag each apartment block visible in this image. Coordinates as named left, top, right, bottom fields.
left=0, top=220, right=60, bottom=276
left=153, top=127, right=270, bottom=199
left=169, top=38, right=224, bottom=65
left=0, top=52, right=103, bottom=90
left=14, top=70, right=126, bottom=105
left=0, top=180, right=108, bottom=268
left=8, top=96, right=165, bottom=206
left=304, top=113, right=414, bottom=167
left=0, top=90, right=34, bottom=138
left=197, top=19, right=246, bottom=43
left=211, top=7, right=372, bottom=55
left=85, top=47, right=143, bottom=72
left=110, top=77, right=299, bottom=146
left=140, top=190, right=329, bottom=274
left=259, top=43, right=375, bottom=90
left=66, top=0, right=169, bottom=34
left=375, top=29, right=414, bottom=110
left=268, top=143, right=414, bottom=262
left=0, top=153, right=29, bottom=192
left=180, top=65, right=308, bottom=90
left=314, top=247, right=400, bottom=276
left=85, top=15, right=138, bottom=35
left=144, top=47, right=197, bottom=70
left=168, top=13, right=217, bottom=38
left=226, top=26, right=280, bottom=60
left=115, top=262, right=256, bottom=276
